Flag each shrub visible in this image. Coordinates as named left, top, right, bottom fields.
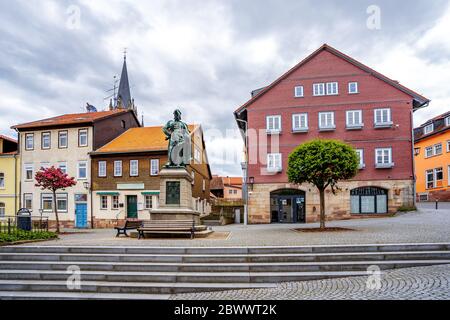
left=397, top=206, right=417, bottom=212
left=0, top=230, right=57, bottom=243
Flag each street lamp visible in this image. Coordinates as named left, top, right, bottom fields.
left=236, top=118, right=249, bottom=226
left=83, top=181, right=94, bottom=229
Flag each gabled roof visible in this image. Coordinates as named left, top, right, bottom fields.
left=0, top=134, right=17, bottom=144
left=222, top=176, right=243, bottom=187
left=12, top=109, right=131, bottom=130
left=92, top=125, right=198, bottom=154
left=234, top=44, right=430, bottom=116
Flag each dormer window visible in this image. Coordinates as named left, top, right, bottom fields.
left=423, top=123, right=433, bottom=135
left=445, top=117, right=450, bottom=126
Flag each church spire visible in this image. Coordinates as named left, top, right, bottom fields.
left=116, top=50, right=132, bottom=110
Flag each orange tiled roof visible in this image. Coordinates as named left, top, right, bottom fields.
left=93, top=125, right=197, bottom=154
left=222, top=176, right=243, bottom=186
left=12, top=109, right=128, bottom=130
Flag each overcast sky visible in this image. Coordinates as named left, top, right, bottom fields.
left=1, top=0, right=450, bottom=176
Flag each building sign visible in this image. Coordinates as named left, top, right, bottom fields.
left=117, top=183, right=145, bottom=190
left=166, top=181, right=180, bottom=205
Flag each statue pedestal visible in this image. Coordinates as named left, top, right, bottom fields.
left=150, top=167, right=200, bottom=224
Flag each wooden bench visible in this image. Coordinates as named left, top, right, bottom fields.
left=137, top=220, right=195, bottom=239
left=115, top=220, right=142, bottom=237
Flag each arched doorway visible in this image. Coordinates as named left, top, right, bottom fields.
left=270, top=189, right=306, bottom=223
left=350, top=187, right=388, bottom=214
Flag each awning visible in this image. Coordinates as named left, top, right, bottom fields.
left=96, top=192, right=120, bottom=196
left=141, top=191, right=160, bottom=195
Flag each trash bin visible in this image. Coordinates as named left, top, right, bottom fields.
left=16, top=208, right=32, bottom=231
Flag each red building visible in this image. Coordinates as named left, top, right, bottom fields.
left=235, top=44, right=429, bottom=224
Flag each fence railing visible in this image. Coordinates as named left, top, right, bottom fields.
left=0, top=216, right=49, bottom=234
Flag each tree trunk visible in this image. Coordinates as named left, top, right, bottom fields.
left=53, top=190, right=60, bottom=234
left=319, top=188, right=326, bottom=229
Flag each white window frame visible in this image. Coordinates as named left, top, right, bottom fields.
left=112, top=195, right=119, bottom=210
left=144, top=195, right=153, bottom=209
left=423, top=123, right=434, bottom=135
left=346, top=110, right=363, bottom=129
left=0, top=172, right=4, bottom=189
left=58, top=131, right=68, bottom=148
left=425, top=146, right=433, bottom=158
left=41, top=193, right=53, bottom=212
left=446, top=117, right=450, bottom=126
left=56, top=193, right=68, bottom=212
left=100, top=195, right=108, bottom=210
left=130, top=160, right=139, bottom=177
left=267, top=153, right=282, bottom=172
left=318, top=112, right=335, bottom=130
left=326, top=82, right=338, bottom=95
left=294, top=86, right=304, bottom=98
left=202, top=179, right=206, bottom=192
left=25, top=133, right=34, bottom=150
left=0, top=202, right=5, bottom=217
left=40, top=162, right=50, bottom=170
left=292, top=113, right=308, bottom=132
left=150, top=159, right=159, bottom=176
left=78, top=129, right=88, bottom=147
left=375, top=148, right=394, bottom=168
left=98, top=161, right=107, bottom=177
left=433, top=143, right=442, bottom=155
left=356, top=149, right=365, bottom=169
left=447, top=140, right=450, bottom=153
left=313, top=83, right=325, bottom=96
left=448, top=165, right=450, bottom=186
left=114, top=161, right=122, bottom=177
left=58, top=162, right=67, bottom=174
left=24, top=194, right=33, bottom=210
left=77, top=161, right=88, bottom=180
left=191, top=171, right=195, bottom=185
left=24, top=164, right=34, bottom=181
left=348, top=82, right=358, bottom=94
left=266, top=115, right=282, bottom=133
left=41, top=132, right=51, bottom=149
left=374, top=108, right=392, bottom=127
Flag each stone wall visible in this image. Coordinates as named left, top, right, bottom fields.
left=248, top=179, right=414, bottom=224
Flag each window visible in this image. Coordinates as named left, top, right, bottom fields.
left=294, top=86, right=304, bottom=97
left=202, top=179, right=206, bottom=192
left=348, top=82, right=358, bottom=94
left=41, top=132, right=51, bottom=149
left=0, top=203, right=4, bottom=217
left=145, top=195, right=152, bottom=209
left=346, top=110, right=363, bottom=128
left=374, top=108, right=392, bottom=127
left=375, top=148, right=393, bottom=168
left=0, top=173, right=4, bottom=188
left=78, top=129, right=88, bottom=147
left=100, top=195, right=108, bottom=209
left=350, top=187, right=387, bottom=214
left=228, top=190, right=233, bottom=195
left=25, top=133, right=34, bottom=150
left=446, top=117, right=450, bottom=126
left=24, top=194, right=33, bottom=210
left=121, top=120, right=126, bottom=129
left=56, top=194, right=68, bottom=212
left=313, top=83, right=325, bottom=96
left=77, top=161, right=87, bottom=179
left=98, top=161, right=106, bottom=177
left=292, top=113, right=308, bottom=132
left=318, top=112, right=335, bottom=130
left=355, top=149, right=365, bottom=169
left=112, top=195, right=119, bottom=210
left=423, top=123, right=434, bottom=135
left=418, top=194, right=428, bottom=202
left=326, top=82, right=338, bottom=95
left=25, top=164, right=34, bottom=181
left=194, top=148, right=201, bottom=163
left=41, top=194, right=53, bottom=212
left=191, top=171, right=195, bottom=185
left=130, top=160, right=139, bottom=176
left=267, top=153, right=282, bottom=172
left=425, top=146, right=433, bottom=158
left=266, top=115, right=281, bottom=133
left=426, top=168, right=443, bottom=189
left=58, top=162, right=67, bottom=174
left=448, top=165, right=450, bottom=186
left=114, top=161, right=122, bottom=177
left=40, top=162, right=50, bottom=170
left=434, top=143, right=442, bottom=155
left=58, top=131, right=68, bottom=148
left=150, top=159, right=159, bottom=176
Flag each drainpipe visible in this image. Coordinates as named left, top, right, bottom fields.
left=14, top=128, right=20, bottom=212
left=411, top=109, right=416, bottom=208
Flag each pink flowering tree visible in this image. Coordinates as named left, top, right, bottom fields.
left=35, top=166, right=76, bottom=233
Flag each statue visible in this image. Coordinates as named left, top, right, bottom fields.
left=162, top=109, right=191, bottom=167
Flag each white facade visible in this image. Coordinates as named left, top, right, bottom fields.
left=19, top=126, right=93, bottom=227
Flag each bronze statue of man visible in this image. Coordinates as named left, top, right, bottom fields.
left=162, top=109, right=191, bottom=167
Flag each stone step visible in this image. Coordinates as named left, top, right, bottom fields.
left=0, top=279, right=278, bottom=294
left=1, top=251, right=449, bottom=263
left=1, top=259, right=448, bottom=273
left=2, top=243, right=449, bottom=255
left=0, top=291, right=171, bottom=300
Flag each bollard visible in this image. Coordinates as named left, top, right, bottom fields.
left=435, top=200, right=438, bottom=210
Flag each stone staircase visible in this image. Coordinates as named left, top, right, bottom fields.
left=0, top=243, right=449, bottom=300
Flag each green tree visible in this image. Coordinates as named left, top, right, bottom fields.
left=287, top=139, right=359, bottom=229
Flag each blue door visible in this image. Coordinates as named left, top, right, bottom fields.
left=75, top=203, right=88, bottom=228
